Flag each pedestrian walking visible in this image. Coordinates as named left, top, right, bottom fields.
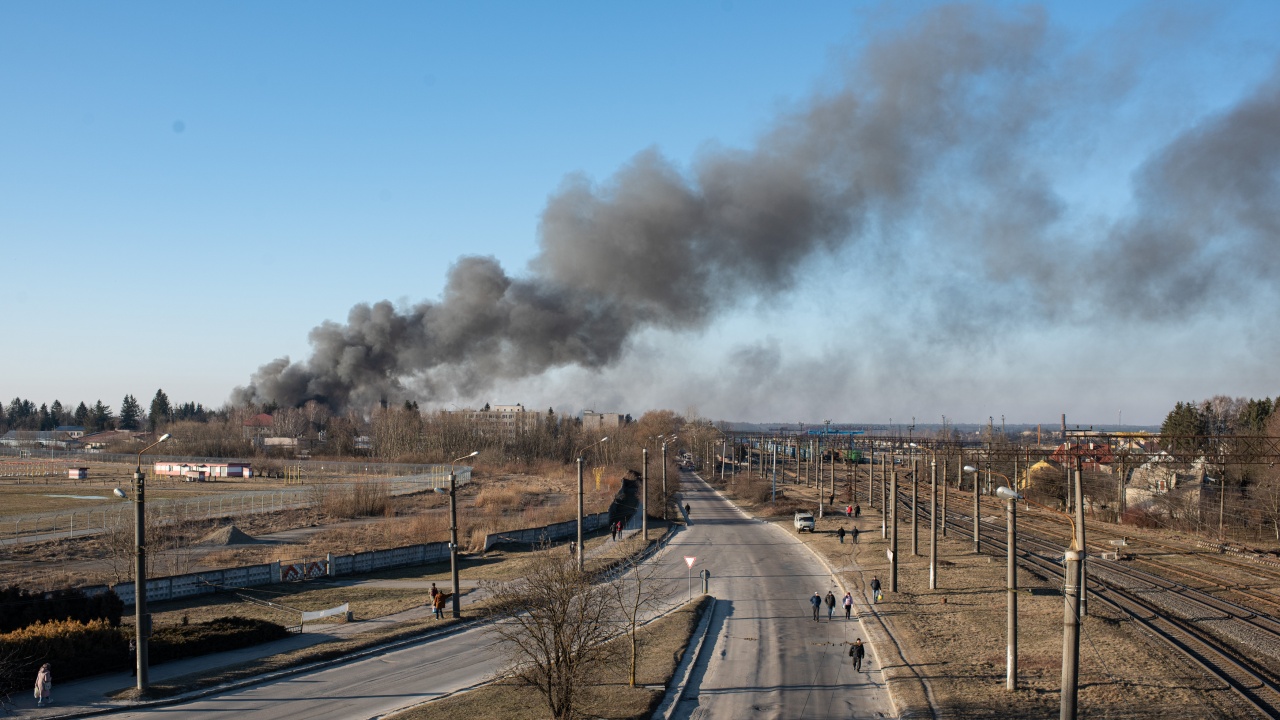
left=615, top=520, right=623, bottom=540
left=854, top=504, right=861, bottom=518
left=843, top=592, right=853, bottom=619
left=568, top=540, right=575, bottom=556
left=809, top=591, right=822, bottom=621
left=128, top=638, right=136, bottom=676
left=870, top=576, right=882, bottom=603
left=851, top=526, right=860, bottom=544
left=846, top=505, right=853, bottom=517
left=432, top=591, right=447, bottom=619
left=610, top=523, right=617, bottom=541
left=34, top=663, right=51, bottom=707
left=850, top=638, right=866, bottom=671
left=824, top=591, right=836, bottom=620
left=428, top=582, right=439, bottom=606
left=837, top=527, right=846, bottom=544
left=685, top=503, right=691, bottom=517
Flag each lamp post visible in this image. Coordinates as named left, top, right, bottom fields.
left=660, top=435, right=677, bottom=521
left=448, top=451, right=479, bottom=618
left=124, top=432, right=170, bottom=692
left=964, top=465, right=982, bottom=553
left=890, top=468, right=898, bottom=593
left=576, top=435, right=609, bottom=568
left=641, top=447, right=649, bottom=541
left=995, top=485, right=1020, bottom=691
left=910, top=443, right=940, bottom=590
left=576, top=430, right=609, bottom=571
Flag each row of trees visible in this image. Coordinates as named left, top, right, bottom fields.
left=1, top=390, right=212, bottom=434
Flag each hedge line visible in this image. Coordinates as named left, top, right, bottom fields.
left=0, top=616, right=290, bottom=695
left=0, top=586, right=123, bottom=633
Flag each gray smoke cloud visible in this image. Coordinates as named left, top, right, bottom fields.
left=235, top=4, right=1280, bottom=413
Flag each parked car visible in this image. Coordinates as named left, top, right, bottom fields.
left=794, top=511, right=816, bottom=532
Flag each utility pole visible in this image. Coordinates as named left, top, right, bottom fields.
left=881, top=463, right=888, bottom=539
left=1075, top=462, right=1087, bottom=616
left=941, top=459, right=949, bottom=538
left=929, top=458, right=938, bottom=589
left=642, top=448, right=649, bottom=541
left=450, top=468, right=462, bottom=617
left=911, top=456, right=919, bottom=556
left=890, top=469, right=898, bottom=593
left=1005, top=490, right=1018, bottom=690
left=661, top=442, right=668, bottom=521
left=1061, top=545, right=1082, bottom=719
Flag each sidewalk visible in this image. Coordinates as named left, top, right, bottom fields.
left=10, top=512, right=650, bottom=718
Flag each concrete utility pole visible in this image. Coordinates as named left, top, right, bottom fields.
left=881, top=465, right=888, bottom=539
left=996, top=486, right=1019, bottom=691
left=911, top=456, right=919, bottom=556
left=941, top=459, right=949, bottom=538
left=968, top=464, right=981, bottom=553
left=868, top=448, right=875, bottom=509
left=1074, top=463, right=1087, bottom=616
left=642, top=448, right=649, bottom=541
left=448, top=451, right=478, bottom=619
left=1062, top=545, right=1082, bottom=719
left=772, top=444, right=778, bottom=503
left=929, top=458, right=938, bottom=589
left=890, top=469, right=899, bottom=593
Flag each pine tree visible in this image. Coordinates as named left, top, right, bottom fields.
left=50, top=400, right=65, bottom=426
left=119, top=395, right=141, bottom=431
left=91, top=400, right=113, bottom=432
left=73, top=402, right=90, bottom=427
left=149, top=389, right=171, bottom=431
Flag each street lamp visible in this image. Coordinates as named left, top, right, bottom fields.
left=576, top=436, right=609, bottom=570
left=122, top=432, right=169, bottom=692
left=911, top=443, right=940, bottom=590
left=448, top=451, right=479, bottom=618
left=995, top=485, right=1020, bottom=691
left=964, top=465, right=982, bottom=553
left=660, top=435, right=677, bottom=522
left=995, top=484, right=1081, bottom=716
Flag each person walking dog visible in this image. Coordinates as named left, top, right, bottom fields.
left=850, top=638, right=866, bottom=671
left=810, top=591, right=822, bottom=621
left=34, top=663, right=52, bottom=707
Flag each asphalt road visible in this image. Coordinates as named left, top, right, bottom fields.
left=668, top=472, right=892, bottom=719
left=106, top=470, right=892, bottom=719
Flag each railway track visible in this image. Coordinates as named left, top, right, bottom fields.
left=911, top=489, right=1280, bottom=718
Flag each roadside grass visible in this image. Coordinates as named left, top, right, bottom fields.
left=389, top=595, right=710, bottom=720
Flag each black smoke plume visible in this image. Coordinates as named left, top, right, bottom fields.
left=236, top=4, right=1280, bottom=412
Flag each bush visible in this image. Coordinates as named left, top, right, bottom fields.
left=0, top=586, right=123, bottom=634
left=150, top=616, right=290, bottom=664
left=0, top=616, right=290, bottom=691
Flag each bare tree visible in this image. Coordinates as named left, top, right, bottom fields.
left=607, top=540, right=670, bottom=687
left=487, top=547, right=615, bottom=719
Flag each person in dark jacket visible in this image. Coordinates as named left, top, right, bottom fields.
left=851, top=526, right=860, bottom=544
left=837, top=527, right=846, bottom=544
left=824, top=591, right=836, bottom=620
left=809, top=591, right=822, bottom=621
left=870, top=576, right=882, bottom=603
left=850, top=638, right=866, bottom=671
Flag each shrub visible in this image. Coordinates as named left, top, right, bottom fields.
left=0, top=586, right=123, bottom=634
left=0, top=616, right=290, bottom=691
left=150, top=616, right=290, bottom=664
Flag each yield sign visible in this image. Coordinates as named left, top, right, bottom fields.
left=684, top=556, right=697, bottom=568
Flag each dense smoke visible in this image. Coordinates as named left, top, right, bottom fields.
left=235, top=4, right=1280, bottom=413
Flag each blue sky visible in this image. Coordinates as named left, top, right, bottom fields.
left=3, top=1, right=1279, bottom=426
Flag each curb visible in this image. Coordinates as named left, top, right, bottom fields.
left=652, top=597, right=717, bottom=720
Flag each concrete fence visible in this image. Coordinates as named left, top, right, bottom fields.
left=101, top=540, right=453, bottom=607
left=482, top=512, right=612, bottom=551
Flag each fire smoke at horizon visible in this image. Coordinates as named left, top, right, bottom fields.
left=235, top=4, right=1280, bottom=414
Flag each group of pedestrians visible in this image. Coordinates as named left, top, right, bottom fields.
left=428, top=582, right=449, bottom=619
left=809, top=590, right=857, bottom=621
left=609, top=520, right=625, bottom=541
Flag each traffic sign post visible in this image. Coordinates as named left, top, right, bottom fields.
left=684, top=556, right=697, bottom=600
